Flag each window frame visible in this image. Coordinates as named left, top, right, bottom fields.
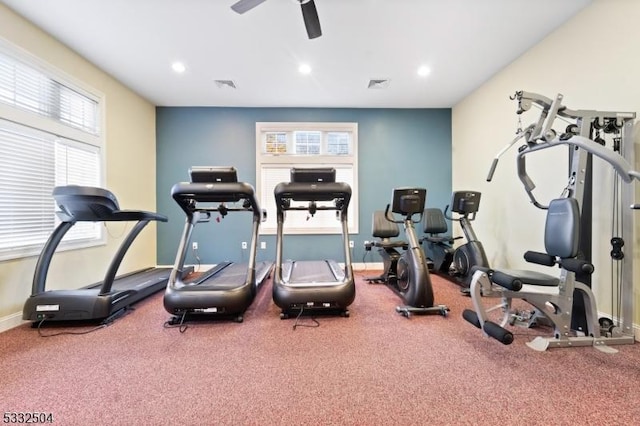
left=0, top=37, right=106, bottom=262
left=256, top=122, right=358, bottom=235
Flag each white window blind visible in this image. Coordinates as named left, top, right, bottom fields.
left=256, top=122, right=358, bottom=235
left=0, top=40, right=104, bottom=260
left=0, top=48, right=100, bottom=135
left=0, top=120, right=101, bottom=256
left=0, top=123, right=55, bottom=251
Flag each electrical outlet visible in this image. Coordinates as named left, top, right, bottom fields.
left=241, top=241, right=248, bottom=250
left=192, top=242, right=198, bottom=250
left=364, top=240, right=370, bottom=247
left=349, top=240, right=354, bottom=248
left=260, top=241, right=266, bottom=249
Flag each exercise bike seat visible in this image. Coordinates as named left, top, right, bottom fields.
left=422, top=208, right=456, bottom=244
left=372, top=210, right=400, bottom=239
left=371, top=211, right=408, bottom=249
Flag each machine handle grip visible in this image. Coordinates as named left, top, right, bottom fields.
left=487, top=158, right=499, bottom=182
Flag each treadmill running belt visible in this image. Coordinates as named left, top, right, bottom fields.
left=109, top=268, right=171, bottom=292
left=289, top=260, right=338, bottom=284
left=193, top=263, right=254, bottom=290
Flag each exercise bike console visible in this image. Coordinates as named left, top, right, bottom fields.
left=390, top=188, right=426, bottom=217
left=448, top=190, right=480, bottom=218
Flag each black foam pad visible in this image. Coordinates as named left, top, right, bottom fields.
left=524, top=251, right=555, bottom=266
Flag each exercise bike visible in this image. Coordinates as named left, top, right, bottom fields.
left=365, top=188, right=448, bottom=318
left=422, top=191, right=489, bottom=291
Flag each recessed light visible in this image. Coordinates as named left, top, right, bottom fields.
left=298, top=63, right=312, bottom=75
left=172, top=61, right=186, bottom=74
left=417, top=65, right=431, bottom=77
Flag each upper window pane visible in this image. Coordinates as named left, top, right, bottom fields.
left=265, top=132, right=288, bottom=154
left=294, top=131, right=321, bottom=155
left=327, top=132, right=350, bottom=155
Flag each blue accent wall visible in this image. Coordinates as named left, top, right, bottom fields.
left=156, top=107, right=451, bottom=265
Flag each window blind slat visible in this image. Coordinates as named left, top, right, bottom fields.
left=0, top=50, right=100, bottom=135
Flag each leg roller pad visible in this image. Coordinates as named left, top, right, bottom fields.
left=462, top=309, right=481, bottom=329
left=483, top=320, right=514, bottom=345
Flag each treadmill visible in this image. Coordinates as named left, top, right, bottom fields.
left=164, top=166, right=272, bottom=324
left=23, top=185, right=176, bottom=324
left=273, top=167, right=356, bottom=319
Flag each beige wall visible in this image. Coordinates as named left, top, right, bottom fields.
left=452, top=0, right=639, bottom=328
left=0, top=4, right=158, bottom=327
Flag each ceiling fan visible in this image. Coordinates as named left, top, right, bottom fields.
left=231, top=0, right=322, bottom=39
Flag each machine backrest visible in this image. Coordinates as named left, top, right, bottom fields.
left=544, top=198, right=580, bottom=258
left=371, top=211, right=400, bottom=239
left=423, top=208, right=448, bottom=235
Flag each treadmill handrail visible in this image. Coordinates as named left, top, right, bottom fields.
left=171, top=182, right=262, bottom=220
left=274, top=181, right=351, bottom=213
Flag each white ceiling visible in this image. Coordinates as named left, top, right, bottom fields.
left=2, top=0, right=592, bottom=108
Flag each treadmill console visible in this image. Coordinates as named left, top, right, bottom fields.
left=190, top=166, right=238, bottom=183
left=451, top=191, right=481, bottom=215
left=391, top=188, right=426, bottom=216
left=290, top=167, right=336, bottom=183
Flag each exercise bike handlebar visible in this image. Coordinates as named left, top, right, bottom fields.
left=384, top=203, right=423, bottom=225
left=443, top=204, right=478, bottom=222
left=443, top=204, right=456, bottom=222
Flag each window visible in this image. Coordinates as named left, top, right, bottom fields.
left=256, top=122, right=358, bottom=235
left=0, top=40, right=104, bottom=261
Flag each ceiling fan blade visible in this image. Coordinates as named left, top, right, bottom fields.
left=231, top=0, right=268, bottom=14
left=300, top=0, right=322, bottom=39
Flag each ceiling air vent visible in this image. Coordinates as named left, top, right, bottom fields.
left=214, top=79, right=237, bottom=89
left=367, top=78, right=390, bottom=89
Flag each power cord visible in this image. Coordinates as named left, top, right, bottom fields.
left=163, top=311, right=189, bottom=333
left=192, top=246, right=202, bottom=273
left=361, top=251, right=369, bottom=273
left=34, top=308, right=131, bottom=337
left=292, top=305, right=319, bottom=330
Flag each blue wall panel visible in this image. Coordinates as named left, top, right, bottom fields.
left=156, top=107, right=451, bottom=265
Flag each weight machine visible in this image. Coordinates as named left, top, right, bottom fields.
left=463, top=91, right=638, bottom=351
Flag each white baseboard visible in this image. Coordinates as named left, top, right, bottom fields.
left=0, top=312, right=29, bottom=333
left=353, top=262, right=382, bottom=271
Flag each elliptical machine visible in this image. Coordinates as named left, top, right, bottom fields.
left=422, top=191, right=489, bottom=290
left=365, top=188, right=449, bottom=318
